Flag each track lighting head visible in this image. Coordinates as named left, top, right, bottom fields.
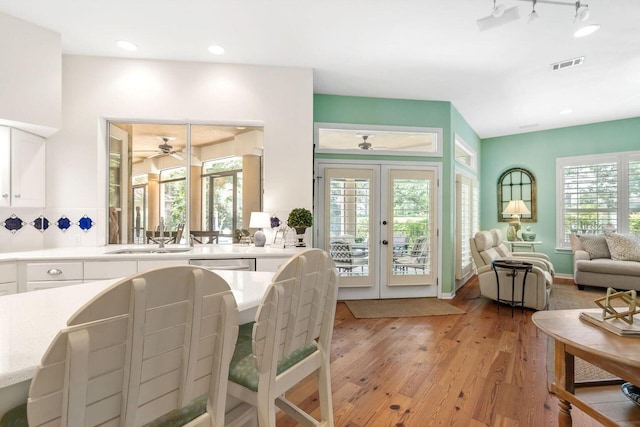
left=575, top=2, right=590, bottom=22
left=492, top=0, right=506, bottom=17
left=528, top=0, right=539, bottom=23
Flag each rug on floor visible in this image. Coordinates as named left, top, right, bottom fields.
left=546, top=282, right=618, bottom=389
left=344, top=297, right=465, bottom=319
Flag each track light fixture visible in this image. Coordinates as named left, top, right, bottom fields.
left=515, top=0, right=594, bottom=24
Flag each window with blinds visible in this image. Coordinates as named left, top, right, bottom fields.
left=556, top=151, right=640, bottom=248
left=456, top=173, right=479, bottom=280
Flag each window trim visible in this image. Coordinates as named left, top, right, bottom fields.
left=555, top=150, right=640, bottom=249
left=454, top=134, right=477, bottom=172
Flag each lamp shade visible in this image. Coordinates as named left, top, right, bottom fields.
left=503, top=200, right=530, bottom=216
left=249, top=212, right=272, bottom=229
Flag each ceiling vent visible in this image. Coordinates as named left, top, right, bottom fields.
left=550, top=56, right=585, bottom=71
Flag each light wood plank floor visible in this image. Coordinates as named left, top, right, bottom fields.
left=276, top=276, right=603, bottom=426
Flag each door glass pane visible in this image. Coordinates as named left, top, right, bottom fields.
left=213, top=175, right=233, bottom=236
left=132, top=184, right=147, bottom=244
left=389, top=169, right=434, bottom=285
left=325, top=168, right=373, bottom=287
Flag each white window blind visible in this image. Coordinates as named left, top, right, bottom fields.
left=328, top=177, right=371, bottom=241
left=456, top=173, right=478, bottom=280
left=556, top=151, right=640, bottom=248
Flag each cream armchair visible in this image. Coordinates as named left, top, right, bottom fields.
left=470, top=229, right=554, bottom=310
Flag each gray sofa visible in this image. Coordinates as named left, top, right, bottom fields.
left=571, top=233, right=640, bottom=290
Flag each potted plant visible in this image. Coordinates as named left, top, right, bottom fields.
left=287, top=208, right=313, bottom=247
left=233, top=228, right=250, bottom=244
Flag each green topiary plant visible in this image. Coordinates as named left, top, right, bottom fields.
left=287, top=208, right=313, bottom=228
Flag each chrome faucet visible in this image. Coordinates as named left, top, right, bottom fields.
left=158, top=217, right=165, bottom=248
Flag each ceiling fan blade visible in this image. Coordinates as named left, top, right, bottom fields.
left=170, top=152, right=183, bottom=160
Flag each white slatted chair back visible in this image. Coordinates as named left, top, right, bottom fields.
left=229, top=248, right=339, bottom=427
left=26, top=265, right=248, bottom=427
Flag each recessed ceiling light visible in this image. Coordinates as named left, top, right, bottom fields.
left=560, top=108, right=573, bottom=115
left=208, top=45, right=225, bottom=55
left=117, top=40, right=138, bottom=51
left=574, top=24, right=600, bottom=38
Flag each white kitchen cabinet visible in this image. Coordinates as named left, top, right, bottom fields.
left=84, top=260, right=137, bottom=281
left=0, top=126, right=46, bottom=207
left=25, top=261, right=83, bottom=291
left=0, top=262, right=17, bottom=296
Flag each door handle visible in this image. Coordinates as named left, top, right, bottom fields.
left=382, top=240, right=388, bottom=245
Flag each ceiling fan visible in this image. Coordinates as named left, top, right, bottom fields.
left=135, top=136, right=184, bottom=160
left=357, top=134, right=374, bottom=150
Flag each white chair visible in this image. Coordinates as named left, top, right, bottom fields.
left=470, top=229, right=554, bottom=310
left=227, top=248, right=339, bottom=427
left=471, top=229, right=555, bottom=276
left=2, top=266, right=255, bottom=427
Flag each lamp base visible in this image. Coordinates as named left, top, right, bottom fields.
left=253, top=230, right=266, bottom=247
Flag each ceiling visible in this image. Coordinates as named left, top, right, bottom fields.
left=2, top=0, right=639, bottom=139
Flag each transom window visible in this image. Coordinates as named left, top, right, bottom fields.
left=556, top=151, right=640, bottom=248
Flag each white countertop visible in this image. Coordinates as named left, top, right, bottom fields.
left=0, top=269, right=274, bottom=389
left=0, top=244, right=301, bottom=262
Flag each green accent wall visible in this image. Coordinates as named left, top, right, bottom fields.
left=313, top=94, right=480, bottom=295
left=481, top=117, right=640, bottom=275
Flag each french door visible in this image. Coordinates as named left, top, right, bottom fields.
left=315, top=162, right=439, bottom=299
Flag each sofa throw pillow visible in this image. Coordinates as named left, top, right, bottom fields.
left=604, top=233, right=640, bottom=262
left=578, top=235, right=611, bottom=259
left=569, top=233, right=583, bottom=253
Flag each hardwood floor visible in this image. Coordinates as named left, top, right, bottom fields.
left=276, top=276, right=603, bottom=426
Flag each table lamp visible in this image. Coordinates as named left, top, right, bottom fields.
left=503, top=200, right=530, bottom=241
left=249, top=212, right=272, bottom=247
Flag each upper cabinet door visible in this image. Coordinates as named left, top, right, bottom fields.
left=10, top=128, right=45, bottom=207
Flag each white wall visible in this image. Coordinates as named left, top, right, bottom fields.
left=44, top=55, right=313, bottom=247
left=0, top=13, right=61, bottom=136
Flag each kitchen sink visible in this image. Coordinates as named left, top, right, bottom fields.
left=107, top=247, right=192, bottom=255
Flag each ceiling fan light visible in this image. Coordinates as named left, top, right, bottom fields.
left=574, top=24, right=600, bottom=37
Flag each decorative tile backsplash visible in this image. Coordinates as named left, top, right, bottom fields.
left=0, top=208, right=100, bottom=252
left=2, top=213, right=94, bottom=234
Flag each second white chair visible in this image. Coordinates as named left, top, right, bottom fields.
left=227, top=248, right=339, bottom=427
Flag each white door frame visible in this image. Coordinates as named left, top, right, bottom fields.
left=314, top=159, right=442, bottom=299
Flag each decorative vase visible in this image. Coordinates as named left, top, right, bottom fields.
left=506, top=224, right=517, bottom=241
left=294, top=227, right=307, bottom=247
left=521, top=227, right=536, bottom=241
